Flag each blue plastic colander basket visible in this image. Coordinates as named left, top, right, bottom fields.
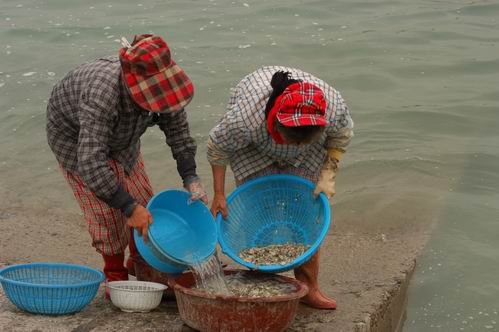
left=217, top=174, right=331, bottom=273
left=0, top=263, right=104, bottom=315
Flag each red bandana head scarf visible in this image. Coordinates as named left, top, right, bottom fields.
left=267, top=82, right=327, bottom=144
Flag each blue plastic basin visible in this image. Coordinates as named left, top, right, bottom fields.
left=134, top=190, right=217, bottom=274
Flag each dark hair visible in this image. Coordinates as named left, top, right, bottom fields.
left=265, top=71, right=324, bottom=144
left=264, top=71, right=301, bottom=118
left=275, top=122, right=325, bottom=144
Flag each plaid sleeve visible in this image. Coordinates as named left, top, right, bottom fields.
left=207, top=105, right=251, bottom=166
left=76, top=82, right=130, bottom=205
left=157, top=109, right=198, bottom=182
left=325, top=91, right=354, bottom=151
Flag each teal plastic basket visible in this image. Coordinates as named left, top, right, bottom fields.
left=0, top=263, right=104, bottom=315
left=134, top=190, right=217, bottom=274
left=217, top=174, right=331, bottom=273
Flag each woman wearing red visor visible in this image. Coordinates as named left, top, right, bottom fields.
left=207, top=67, right=354, bottom=309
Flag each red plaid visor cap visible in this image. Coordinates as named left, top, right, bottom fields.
left=119, top=34, right=194, bottom=113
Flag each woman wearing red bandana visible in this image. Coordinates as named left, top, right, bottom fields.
left=207, top=67, right=354, bottom=310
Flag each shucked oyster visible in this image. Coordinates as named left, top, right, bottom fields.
left=239, top=243, right=310, bottom=266
left=225, top=273, right=296, bottom=297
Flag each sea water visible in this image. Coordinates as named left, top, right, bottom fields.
left=1, top=0, right=498, bottom=330
left=190, top=253, right=296, bottom=297
left=190, top=253, right=230, bottom=295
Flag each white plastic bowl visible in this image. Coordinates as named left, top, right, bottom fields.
left=107, top=280, right=167, bottom=312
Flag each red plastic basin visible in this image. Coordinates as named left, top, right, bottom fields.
left=170, top=269, right=308, bottom=332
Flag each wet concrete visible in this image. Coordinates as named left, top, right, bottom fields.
left=0, top=233, right=427, bottom=331
left=0, top=187, right=431, bottom=331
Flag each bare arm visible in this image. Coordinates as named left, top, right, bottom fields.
left=210, top=164, right=228, bottom=219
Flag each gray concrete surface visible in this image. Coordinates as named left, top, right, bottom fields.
left=0, top=187, right=432, bottom=332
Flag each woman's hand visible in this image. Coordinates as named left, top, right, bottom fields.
left=313, top=169, right=336, bottom=199
left=184, top=178, right=209, bottom=205
left=210, top=192, right=228, bottom=219
left=127, top=204, right=153, bottom=242
left=313, top=155, right=338, bottom=199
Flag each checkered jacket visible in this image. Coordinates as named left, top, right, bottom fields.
left=207, top=66, right=354, bottom=182
left=46, top=56, right=197, bottom=203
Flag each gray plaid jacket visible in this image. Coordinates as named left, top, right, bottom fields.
left=46, top=56, right=197, bottom=208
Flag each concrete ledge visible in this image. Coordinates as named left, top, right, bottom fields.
left=354, top=260, right=414, bottom=332
left=285, top=231, right=427, bottom=332
left=0, top=192, right=430, bottom=331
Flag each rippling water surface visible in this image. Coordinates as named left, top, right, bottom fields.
left=1, top=1, right=498, bottom=330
